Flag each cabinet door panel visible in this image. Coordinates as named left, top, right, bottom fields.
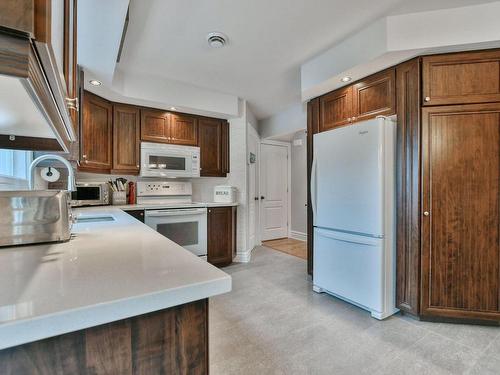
left=198, top=118, right=223, bottom=177
left=395, top=59, right=421, bottom=316
left=352, top=69, right=395, bottom=121
left=80, top=91, right=112, bottom=172
left=319, top=87, right=352, bottom=131
left=208, top=207, right=235, bottom=267
left=421, top=103, right=500, bottom=321
left=169, top=114, right=198, bottom=146
left=113, top=104, right=140, bottom=174
left=141, top=109, right=169, bottom=143
left=423, top=50, right=500, bottom=106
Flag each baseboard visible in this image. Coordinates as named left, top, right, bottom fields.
left=290, top=230, right=307, bottom=242
left=234, top=247, right=254, bottom=263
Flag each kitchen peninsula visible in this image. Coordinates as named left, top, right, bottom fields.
left=0, top=208, right=231, bottom=374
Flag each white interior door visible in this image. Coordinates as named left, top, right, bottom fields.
left=261, top=143, right=288, bottom=240
left=247, top=126, right=260, bottom=249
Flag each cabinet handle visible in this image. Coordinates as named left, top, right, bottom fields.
left=66, top=97, right=79, bottom=111
left=424, top=96, right=431, bottom=102
left=423, top=211, right=430, bottom=216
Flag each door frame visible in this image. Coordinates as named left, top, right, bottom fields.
left=259, top=139, right=292, bottom=241
left=247, top=124, right=261, bottom=249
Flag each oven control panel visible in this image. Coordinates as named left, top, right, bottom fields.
left=137, top=181, right=193, bottom=197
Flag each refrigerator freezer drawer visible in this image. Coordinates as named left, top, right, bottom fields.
left=313, top=228, right=384, bottom=314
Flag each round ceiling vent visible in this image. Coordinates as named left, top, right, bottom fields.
left=207, top=32, right=228, bottom=48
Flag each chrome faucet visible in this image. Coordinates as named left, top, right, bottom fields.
left=29, top=155, right=76, bottom=191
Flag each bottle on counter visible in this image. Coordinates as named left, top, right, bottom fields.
left=128, top=182, right=136, bottom=205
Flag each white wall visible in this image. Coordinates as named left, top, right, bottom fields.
left=191, top=99, right=255, bottom=262
left=259, top=102, right=307, bottom=140
left=290, top=130, right=307, bottom=236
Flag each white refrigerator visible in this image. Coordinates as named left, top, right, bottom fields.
left=311, top=116, right=398, bottom=320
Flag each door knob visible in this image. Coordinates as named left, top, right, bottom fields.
left=423, top=211, right=430, bottom=216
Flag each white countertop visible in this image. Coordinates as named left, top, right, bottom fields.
left=0, top=207, right=231, bottom=350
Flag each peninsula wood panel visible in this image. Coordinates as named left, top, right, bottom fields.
left=169, top=113, right=198, bottom=146
left=421, top=103, right=500, bottom=321
left=208, top=207, right=236, bottom=267
left=422, top=50, right=500, bottom=106
left=80, top=91, right=112, bottom=172
left=0, top=300, right=208, bottom=375
left=319, top=86, right=353, bottom=131
left=140, top=109, right=170, bottom=143
left=113, top=104, right=140, bottom=174
left=306, top=98, right=319, bottom=275
left=352, top=68, right=395, bottom=121
left=395, top=58, right=421, bottom=316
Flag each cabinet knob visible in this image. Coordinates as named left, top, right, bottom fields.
left=424, top=96, right=431, bottom=102
left=352, top=116, right=356, bottom=121
left=423, top=211, right=430, bottom=216
left=347, top=117, right=352, bottom=122
left=136, top=165, right=140, bottom=168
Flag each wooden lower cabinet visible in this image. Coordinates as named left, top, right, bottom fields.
left=112, top=104, right=140, bottom=174
left=420, top=103, right=500, bottom=322
left=80, top=91, right=113, bottom=173
left=207, top=207, right=237, bottom=267
left=0, top=300, right=209, bottom=375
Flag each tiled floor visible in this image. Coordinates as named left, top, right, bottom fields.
left=262, top=238, right=307, bottom=259
left=209, top=246, right=500, bottom=375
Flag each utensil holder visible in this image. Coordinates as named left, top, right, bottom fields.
left=111, top=191, right=127, bottom=205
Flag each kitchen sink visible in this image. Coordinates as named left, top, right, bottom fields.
left=74, top=215, right=115, bottom=223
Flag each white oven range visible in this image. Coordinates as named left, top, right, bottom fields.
left=138, top=181, right=207, bottom=259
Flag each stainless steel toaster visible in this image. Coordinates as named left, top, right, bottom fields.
left=0, top=190, right=73, bottom=247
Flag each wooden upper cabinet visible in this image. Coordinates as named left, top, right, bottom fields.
left=207, top=207, right=236, bottom=267
left=352, top=68, right=395, bottom=121
left=198, top=118, right=225, bottom=177
left=421, top=103, right=500, bottom=321
left=319, top=86, right=353, bottom=131
left=80, top=91, right=112, bottom=172
left=113, top=104, right=140, bottom=174
left=169, top=113, right=198, bottom=146
left=221, top=121, right=230, bottom=174
left=141, top=109, right=170, bottom=143
left=422, top=50, right=500, bottom=106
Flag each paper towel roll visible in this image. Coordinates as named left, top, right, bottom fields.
left=40, top=167, right=60, bottom=182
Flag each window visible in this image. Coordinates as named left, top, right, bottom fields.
left=0, top=149, right=33, bottom=189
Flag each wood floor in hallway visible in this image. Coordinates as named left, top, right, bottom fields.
left=262, top=238, right=307, bottom=259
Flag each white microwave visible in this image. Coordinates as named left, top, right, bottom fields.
left=140, top=142, right=200, bottom=178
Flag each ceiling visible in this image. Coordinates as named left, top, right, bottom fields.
left=118, top=0, right=496, bottom=120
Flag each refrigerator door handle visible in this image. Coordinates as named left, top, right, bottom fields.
left=311, top=156, right=318, bottom=222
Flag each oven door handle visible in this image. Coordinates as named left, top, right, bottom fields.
left=145, top=208, right=207, bottom=217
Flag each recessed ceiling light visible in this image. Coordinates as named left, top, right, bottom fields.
left=170, top=107, right=177, bottom=111
left=89, top=80, right=102, bottom=86
left=207, top=32, right=228, bottom=48
left=341, top=76, right=352, bottom=83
